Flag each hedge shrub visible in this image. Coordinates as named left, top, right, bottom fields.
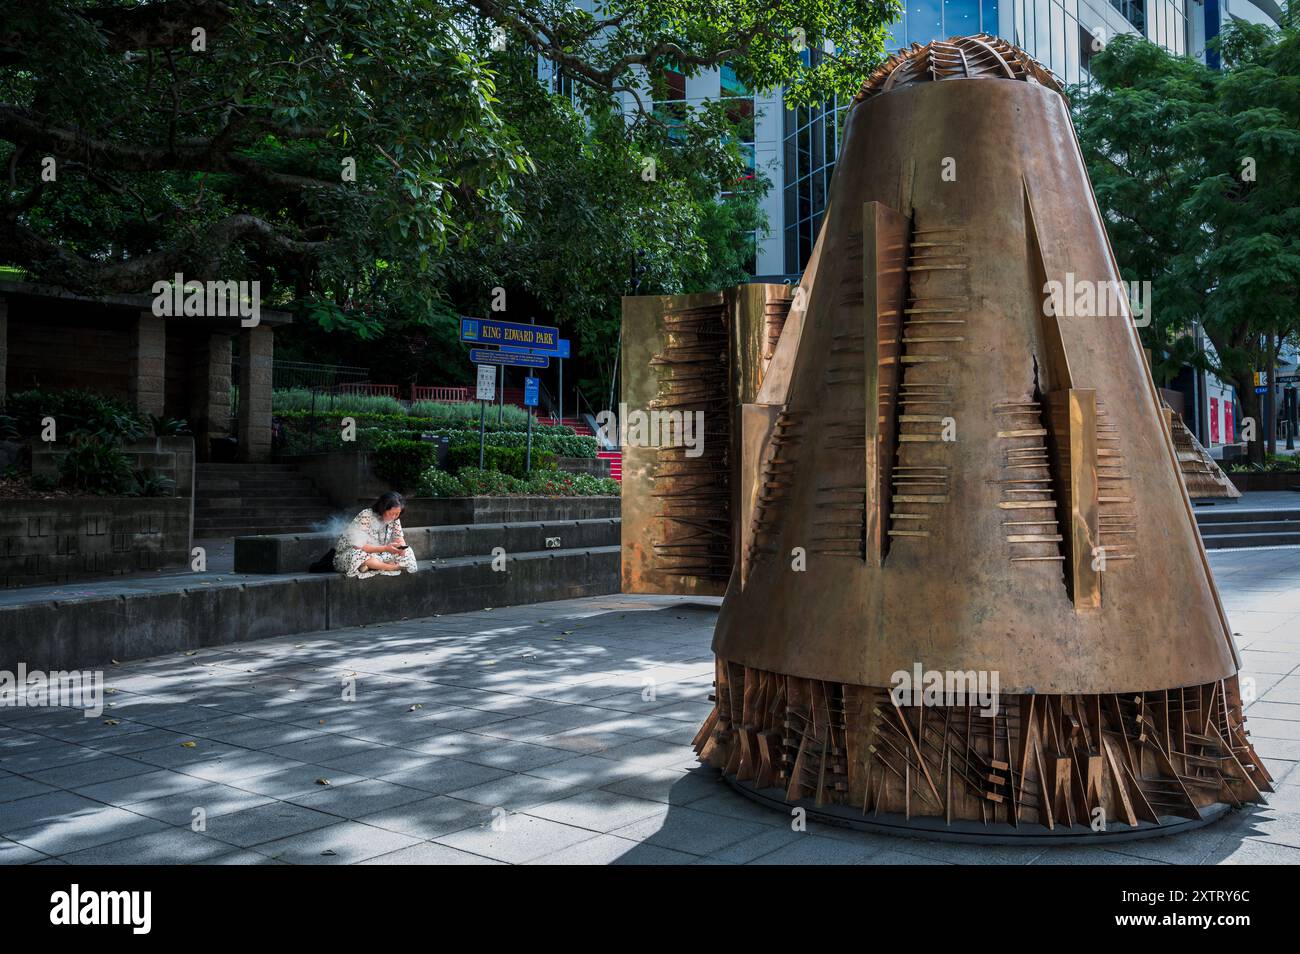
left=444, top=442, right=556, bottom=477
left=416, top=466, right=619, bottom=498
left=2, top=388, right=149, bottom=441
left=372, top=438, right=438, bottom=490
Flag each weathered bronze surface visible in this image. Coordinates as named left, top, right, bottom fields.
left=714, top=38, right=1238, bottom=693
left=620, top=286, right=792, bottom=596
left=623, top=36, right=1270, bottom=835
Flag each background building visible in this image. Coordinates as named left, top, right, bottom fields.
left=584, top=0, right=1287, bottom=452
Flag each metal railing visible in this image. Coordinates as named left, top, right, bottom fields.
left=412, top=386, right=473, bottom=403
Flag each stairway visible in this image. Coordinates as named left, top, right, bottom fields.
left=537, top=416, right=595, bottom=437
left=195, top=463, right=340, bottom=537
left=597, top=450, right=622, bottom=481
left=1196, top=505, right=1300, bottom=549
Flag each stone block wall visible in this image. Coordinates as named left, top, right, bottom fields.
left=0, top=497, right=191, bottom=588
left=31, top=437, right=196, bottom=498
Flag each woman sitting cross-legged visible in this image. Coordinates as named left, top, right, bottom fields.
left=334, top=491, right=418, bottom=578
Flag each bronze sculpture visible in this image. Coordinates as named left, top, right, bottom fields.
left=622, top=36, right=1270, bottom=839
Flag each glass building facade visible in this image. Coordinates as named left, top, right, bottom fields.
left=780, top=0, right=1200, bottom=273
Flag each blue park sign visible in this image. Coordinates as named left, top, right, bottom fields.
left=460, top=317, right=561, bottom=353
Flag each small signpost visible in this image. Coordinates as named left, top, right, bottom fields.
left=476, top=364, right=495, bottom=469
left=524, top=377, right=539, bottom=472
left=459, top=315, right=563, bottom=474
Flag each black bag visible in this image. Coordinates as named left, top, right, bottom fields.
left=309, top=548, right=336, bottom=573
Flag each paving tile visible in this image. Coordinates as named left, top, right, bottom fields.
left=57, top=827, right=234, bottom=864
left=200, top=802, right=341, bottom=849
left=226, top=763, right=365, bottom=799
left=601, top=768, right=721, bottom=806
left=73, top=769, right=210, bottom=806
left=287, top=778, right=430, bottom=818
left=748, top=833, right=887, bottom=865
left=0, top=739, right=100, bottom=774
left=378, top=758, right=510, bottom=796
left=1032, top=846, right=1167, bottom=865
left=0, top=774, right=57, bottom=804
left=445, top=772, right=585, bottom=812
left=435, top=813, right=598, bottom=864
left=0, top=837, right=47, bottom=865
left=356, top=795, right=490, bottom=840
left=5, top=803, right=168, bottom=855
left=359, top=842, right=503, bottom=865
left=1, top=790, right=117, bottom=835
left=253, top=821, right=421, bottom=864
left=609, top=806, right=771, bottom=857
left=525, top=789, right=667, bottom=833
left=124, top=783, right=276, bottom=826
left=528, top=833, right=695, bottom=865
left=454, top=741, right=574, bottom=773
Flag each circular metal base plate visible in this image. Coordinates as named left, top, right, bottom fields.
left=720, top=773, right=1235, bottom=845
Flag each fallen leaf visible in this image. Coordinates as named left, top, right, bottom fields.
left=315, top=778, right=331, bottom=786
left=408, top=704, right=423, bottom=712
left=180, top=741, right=197, bottom=748
left=102, top=719, right=119, bottom=726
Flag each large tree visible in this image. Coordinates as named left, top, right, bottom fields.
left=1, top=0, right=898, bottom=403
left=1070, top=17, right=1300, bottom=462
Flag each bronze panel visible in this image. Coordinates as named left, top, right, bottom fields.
left=711, top=71, right=1237, bottom=694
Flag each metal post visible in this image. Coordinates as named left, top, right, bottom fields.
left=497, top=365, right=503, bottom=425
left=1287, top=387, right=1296, bottom=451
left=478, top=398, right=487, bottom=468
left=559, top=357, right=564, bottom=423
left=526, top=369, right=534, bottom=473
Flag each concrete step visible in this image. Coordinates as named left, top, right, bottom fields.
left=1202, top=531, right=1300, bottom=549
left=195, top=500, right=334, bottom=513
left=235, top=517, right=621, bottom=573
left=196, top=518, right=335, bottom=533
left=196, top=478, right=324, bottom=493
left=1195, top=506, right=1300, bottom=548
left=196, top=463, right=301, bottom=472
left=1196, top=510, right=1300, bottom=526
left=1200, top=519, right=1300, bottom=536
left=0, top=546, right=621, bottom=671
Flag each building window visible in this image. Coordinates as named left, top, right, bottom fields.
left=1109, top=0, right=1146, bottom=32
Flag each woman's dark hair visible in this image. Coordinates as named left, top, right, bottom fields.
left=370, top=491, right=405, bottom=516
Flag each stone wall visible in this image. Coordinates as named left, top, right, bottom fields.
left=0, top=546, right=620, bottom=671
left=0, top=496, right=191, bottom=588
left=31, top=436, right=196, bottom=498
left=557, top=456, right=611, bottom=477
left=399, top=495, right=620, bottom=527
left=234, top=517, right=620, bottom=574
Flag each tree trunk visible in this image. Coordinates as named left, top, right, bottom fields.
left=1236, top=380, right=1266, bottom=465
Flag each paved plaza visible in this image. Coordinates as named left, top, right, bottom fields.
left=2, top=546, right=1299, bottom=865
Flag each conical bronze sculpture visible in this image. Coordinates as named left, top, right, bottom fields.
left=623, top=35, right=1270, bottom=840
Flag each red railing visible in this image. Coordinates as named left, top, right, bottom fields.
left=412, top=386, right=472, bottom=403
left=327, top=383, right=399, bottom=398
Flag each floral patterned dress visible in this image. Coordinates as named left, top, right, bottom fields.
left=333, top=509, right=418, bottom=578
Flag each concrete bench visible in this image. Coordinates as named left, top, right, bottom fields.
left=233, top=518, right=620, bottom=574
left=0, top=545, right=620, bottom=671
